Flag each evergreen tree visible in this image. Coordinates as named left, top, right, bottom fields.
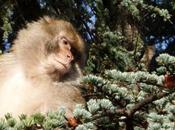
left=1, top=0, right=175, bottom=130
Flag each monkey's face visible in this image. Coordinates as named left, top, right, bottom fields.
left=45, top=34, right=75, bottom=76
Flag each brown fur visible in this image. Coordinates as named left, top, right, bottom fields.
left=0, top=16, right=85, bottom=117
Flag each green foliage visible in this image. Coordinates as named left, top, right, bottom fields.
left=43, top=109, right=66, bottom=130
left=1, top=17, right=12, bottom=40
left=84, top=30, right=137, bottom=73
left=84, top=0, right=173, bottom=74
left=0, top=110, right=66, bottom=130
left=120, top=0, right=171, bottom=21
left=0, top=2, right=13, bottom=41
left=73, top=99, right=116, bottom=130
left=81, top=54, right=175, bottom=129
left=121, top=0, right=143, bottom=19
left=156, top=54, right=175, bottom=74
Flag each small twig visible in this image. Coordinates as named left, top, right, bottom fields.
left=123, top=91, right=173, bottom=130
left=128, top=91, right=173, bottom=117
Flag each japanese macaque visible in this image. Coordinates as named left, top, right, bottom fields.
left=0, top=16, right=85, bottom=119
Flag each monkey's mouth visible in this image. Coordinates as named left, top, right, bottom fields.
left=55, top=59, right=68, bottom=70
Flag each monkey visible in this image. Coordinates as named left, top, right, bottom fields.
left=0, top=16, right=86, bottom=119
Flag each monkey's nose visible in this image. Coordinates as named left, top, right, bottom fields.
left=67, top=53, right=74, bottom=61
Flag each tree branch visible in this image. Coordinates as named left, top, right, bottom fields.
left=128, top=91, right=173, bottom=117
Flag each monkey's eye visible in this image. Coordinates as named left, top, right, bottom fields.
left=63, top=40, right=68, bottom=45
left=60, top=36, right=69, bottom=45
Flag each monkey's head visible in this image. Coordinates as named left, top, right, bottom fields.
left=13, top=16, right=85, bottom=80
